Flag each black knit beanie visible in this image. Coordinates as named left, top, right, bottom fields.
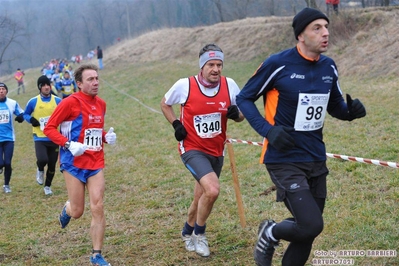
left=292, top=7, right=329, bottom=40
left=0, top=82, right=8, bottom=92
left=37, top=75, right=51, bottom=90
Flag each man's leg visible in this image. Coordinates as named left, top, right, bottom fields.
left=35, top=142, right=48, bottom=185
left=86, top=170, right=106, bottom=252
left=273, top=190, right=324, bottom=266
left=196, top=172, right=220, bottom=226
left=63, top=170, right=86, bottom=218
left=186, top=181, right=202, bottom=227
left=2, top=141, right=14, bottom=186
left=44, top=143, right=59, bottom=187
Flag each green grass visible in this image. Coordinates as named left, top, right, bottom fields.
left=0, top=60, right=398, bottom=266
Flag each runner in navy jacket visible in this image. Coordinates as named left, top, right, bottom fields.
left=236, top=8, right=366, bottom=266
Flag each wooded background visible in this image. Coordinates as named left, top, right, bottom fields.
left=0, top=0, right=396, bottom=75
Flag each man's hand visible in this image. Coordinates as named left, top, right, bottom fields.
left=68, top=141, right=87, bottom=156
left=226, top=105, right=240, bottom=120
left=172, top=120, right=187, bottom=141
left=105, top=127, right=117, bottom=145
left=30, top=117, right=40, bottom=127
left=347, top=94, right=366, bottom=121
left=266, top=126, right=295, bottom=152
left=15, top=114, right=24, bottom=123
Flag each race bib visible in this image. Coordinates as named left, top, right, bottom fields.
left=0, top=110, right=10, bottom=124
left=193, top=112, right=222, bottom=138
left=64, top=85, right=71, bottom=92
left=83, top=128, right=103, bottom=151
left=294, top=92, right=330, bottom=131
left=39, top=116, right=50, bottom=131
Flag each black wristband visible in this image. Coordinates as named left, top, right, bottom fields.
left=92, top=249, right=101, bottom=254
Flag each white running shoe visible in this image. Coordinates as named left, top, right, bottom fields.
left=193, top=233, right=210, bottom=257
left=3, top=185, right=11, bottom=193
left=44, top=186, right=53, bottom=196
left=181, top=232, right=195, bottom=252
left=36, top=169, right=44, bottom=185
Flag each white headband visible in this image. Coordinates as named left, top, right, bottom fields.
left=199, top=51, right=224, bottom=69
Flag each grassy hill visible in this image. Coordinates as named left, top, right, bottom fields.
left=0, top=7, right=398, bottom=266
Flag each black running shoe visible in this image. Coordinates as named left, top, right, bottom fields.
left=254, top=219, right=279, bottom=266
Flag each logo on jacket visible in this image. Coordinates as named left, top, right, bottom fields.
left=322, top=76, right=333, bottom=83
left=290, top=183, right=300, bottom=190
left=290, top=73, right=305, bottom=79
left=219, top=101, right=227, bottom=109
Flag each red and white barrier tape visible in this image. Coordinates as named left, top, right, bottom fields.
left=227, top=138, right=263, bottom=146
left=227, top=138, right=399, bottom=169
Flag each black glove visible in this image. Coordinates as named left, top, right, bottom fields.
left=347, top=94, right=366, bottom=121
left=226, top=105, right=240, bottom=120
left=14, top=114, right=24, bottom=123
left=266, top=126, right=295, bottom=152
left=30, top=117, right=40, bottom=127
left=172, top=120, right=187, bottom=141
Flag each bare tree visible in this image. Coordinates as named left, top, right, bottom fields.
left=304, top=0, right=318, bottom=8
left=234, top=0, right=256, bottom=19
left=88, top=0, right=110, bottom=46
left=269, top=0, right=276, bottom=15
left=20, top=4, right=37, bottom=68
left=211, top=0, right=226, bottom=22
left=0, top=15, right=25, bottom=76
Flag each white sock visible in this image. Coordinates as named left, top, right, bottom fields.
left=266, top=223, right=278, bottom=242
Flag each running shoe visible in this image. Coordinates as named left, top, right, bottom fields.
left=59, top=201, right=71, bottom=229
left=36, top=169, right=44, bottom=185
left=181, top=231, right=195, bottom=252
left=193, top=233, right=210, bottom=257
left=254, top=219, right=279, bottom=266
left=44, top=186, right=53, bottom=196
left=3, top=185, right=11, bottom=193
left=90, top=253, right=111, bottom=266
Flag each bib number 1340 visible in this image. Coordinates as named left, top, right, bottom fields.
left=194, top=112, right=222, bottom=138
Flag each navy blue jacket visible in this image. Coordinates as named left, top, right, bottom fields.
left=237, top=46, right=351, bottom=164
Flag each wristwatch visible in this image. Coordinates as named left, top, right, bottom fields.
left=64, top=141, right=70, bottom=149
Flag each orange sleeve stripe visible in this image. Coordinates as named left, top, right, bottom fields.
left=259, top=89, right=279, bottom=163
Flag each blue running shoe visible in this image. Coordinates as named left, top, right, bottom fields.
left=90, top=253, right=111, bottom=266
left=59, top=201, right=71, bottom=229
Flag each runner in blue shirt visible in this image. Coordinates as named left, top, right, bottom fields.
left=0, top=82, right=24, bottom=193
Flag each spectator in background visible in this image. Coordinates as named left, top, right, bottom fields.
left=23, top=76, right=62, bottom=195
left=97, top=46, right=103, bottom=70
left=14, top=69, right=26, bottom=95
left=0, top=82, right=24, bottom=193
left=326, top=0, right=339, bottom=15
